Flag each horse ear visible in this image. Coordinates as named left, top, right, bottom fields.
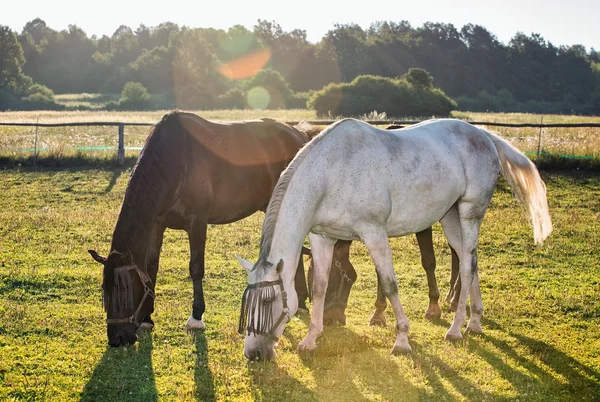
left=276, top=259, right=284, bottom=273
left=235, top=255, right=254, bottom=273
left=88, top=250, right=107, bottom=265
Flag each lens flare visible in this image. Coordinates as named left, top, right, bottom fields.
left=218, top=48, right=271, bottom=80
left=247, top=87, right=271, bottom=109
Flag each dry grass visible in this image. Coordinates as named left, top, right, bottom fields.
left=1, top=110, right=600, bottom=159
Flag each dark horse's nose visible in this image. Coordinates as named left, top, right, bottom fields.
left=107, top=325, right=138, bottom=347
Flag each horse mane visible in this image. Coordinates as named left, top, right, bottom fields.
left=255, top=119, right=349, bottom=270
left=106, top=111, right=188, bottom=290
left=294, top=121, right=325, bottom=140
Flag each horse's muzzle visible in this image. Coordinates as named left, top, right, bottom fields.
left=244, top=345, right=276, bottom=361
left=107, top=324, right=138, bottom=347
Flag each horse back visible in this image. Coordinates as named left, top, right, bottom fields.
left=172, top=113, right=307, bottom=224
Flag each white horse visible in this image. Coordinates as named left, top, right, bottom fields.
left=236, top=118, right=552, bottom=361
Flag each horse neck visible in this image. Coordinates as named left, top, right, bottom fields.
left=111, top=127, right=183, bottom=267
left=263, top=198, right=314, bottom=288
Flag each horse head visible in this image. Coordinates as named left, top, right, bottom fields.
left=236, top=256, right=296, bottom=361
left=88, top=249, right=155, bottom=347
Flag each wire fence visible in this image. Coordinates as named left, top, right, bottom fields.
left=1, top=120, right=599, bottom=165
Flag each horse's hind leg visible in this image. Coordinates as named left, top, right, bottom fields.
left=369, top=272, right=387, bottom=326
left=141, top=221, right=166, bottom=331
left=445, top=247, right=460, bottom=311
left=416, top=227, right=442, bottom=320
left=444, top=202, right=486, bottom=341
left=298, top=233, right=336, bottom=353
left=361, top=228, right=411, bottom=355
left=185, top=220, right=208, bottom=331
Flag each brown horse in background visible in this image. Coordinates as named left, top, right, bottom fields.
left=89, top=111, right=317, bottom=346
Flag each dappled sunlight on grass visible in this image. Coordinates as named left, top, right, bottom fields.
left=0, top=168, right=599, bottom=400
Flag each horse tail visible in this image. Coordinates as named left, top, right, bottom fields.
left=481, top=128, right=553, bottom=244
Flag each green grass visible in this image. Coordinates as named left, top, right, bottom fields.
left=0, top=167, right=599, bottom=401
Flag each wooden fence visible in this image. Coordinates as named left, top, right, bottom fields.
left=1, top=120, right=600, bottom=165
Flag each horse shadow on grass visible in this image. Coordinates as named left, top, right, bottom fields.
left=56, top=166, right=127, bottom=196
left=469, top=318, right=600, bottom=399
left=276, top=322, right=451, bottom=402
left=81, top=333, right=157, bottom=401
left=191, top=331, right=216, bottom=401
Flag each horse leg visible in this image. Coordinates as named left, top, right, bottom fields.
left=298, top=233, right=336, bottom=353
left=448, top=247, right=461, bottom=312
left=368, top=272, right=387, bottom=326
left=416, top=227, right=442, bottom=320
left=362, top=228, right=411, bottom=355
left=295, top=255, right=309, bottom=314
left=445, top=202, right=485, bottom=341
left=185, top=220, right=208, bottom=332
left=324, top=240, right=355, bottom=327
left=440, top=206, right=462, bottom=313
left=141, top=221, right=166, bottom=331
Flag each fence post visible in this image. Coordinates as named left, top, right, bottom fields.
left=118, top=124, right=125, bottom=165
left=535, top=115, right=544, bottom=165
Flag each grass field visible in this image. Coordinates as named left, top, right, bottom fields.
left=0, top=164, right=599, bottom=401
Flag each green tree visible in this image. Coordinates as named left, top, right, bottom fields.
left=404, top=68, right=433, bottom=89
left=0, top=25, right=32, bottom=96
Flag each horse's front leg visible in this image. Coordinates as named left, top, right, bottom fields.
left=415, top=227, right=442, bottom=320
left=361, top=228, right=411, bottom=355
left=141, top=221, right=166, bottom=331
left=298, top=233, right=336, bottom=353
left=185, top=219, right=208, bottom=332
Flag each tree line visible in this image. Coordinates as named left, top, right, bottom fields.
left=1, top=18, right=600, bottom=114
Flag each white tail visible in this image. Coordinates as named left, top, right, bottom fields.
left=481, top=129, right=553, bottom=244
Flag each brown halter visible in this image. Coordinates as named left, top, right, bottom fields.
left=105, top=264, right=155, bottom=328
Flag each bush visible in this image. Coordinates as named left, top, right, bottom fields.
left=308, top=73, right=456, bottom=117
left=287, top=91, right=310, bottom=109
left=118, top=82, right=152, bottom=110
left=244, top=69, right=306, bottom=109
left=217, top=88, right=246, bottom=109
left=26, top=84, right=55, bottom=101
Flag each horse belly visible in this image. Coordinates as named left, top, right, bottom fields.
left=385, top=175, right=462, bottom=237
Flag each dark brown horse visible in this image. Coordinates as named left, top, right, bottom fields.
left=88, top=111, right=315, bottom=346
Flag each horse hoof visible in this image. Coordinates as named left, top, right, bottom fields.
left=391, top=344, right=412, bottom=355
left=298, top=341, right=317, bottom=353
left=369, top=315, right=386, bottom=327
left=185, top=315, right=206, bottom=333
left=466, top=325, right=484, bottom=335
left=444, top=331, right=463, bottom=342
left=424, top=309, right=442, bottom=320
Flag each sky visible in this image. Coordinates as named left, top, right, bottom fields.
left=3, top=0, right=599, bottom=51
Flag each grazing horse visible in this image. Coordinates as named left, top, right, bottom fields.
left=312, top=124, right=461, bottom=328
left=88, top=111, right=313, bottom=346
left=315, top=228, right=460, bottom=327
left=237, top=118, right=551, bottom=360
